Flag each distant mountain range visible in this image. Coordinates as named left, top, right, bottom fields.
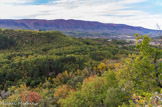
left=0, top=19, right=159, bottom=38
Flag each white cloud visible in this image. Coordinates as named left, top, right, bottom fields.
left=0, top=0, right=161, bottom=29
left=0, top=0, right=33, bottom=4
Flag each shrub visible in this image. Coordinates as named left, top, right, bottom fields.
left=104, top=88, right=130, bottom=107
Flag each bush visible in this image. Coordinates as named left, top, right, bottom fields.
left=104, top=88, right=130, bottom=107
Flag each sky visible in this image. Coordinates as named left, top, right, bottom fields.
left=0, top=0, right=162, bottom=29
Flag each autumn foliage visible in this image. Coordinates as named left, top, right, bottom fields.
left=21, top=91, right=41, bottom=103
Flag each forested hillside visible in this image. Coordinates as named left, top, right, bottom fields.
left=0, top=29, right=161, bottom=107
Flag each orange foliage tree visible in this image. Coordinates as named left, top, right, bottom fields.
left=21, top=91, right=41, bottom=103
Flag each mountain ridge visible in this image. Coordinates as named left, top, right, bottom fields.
left=0, top=19, right=159, bottom=37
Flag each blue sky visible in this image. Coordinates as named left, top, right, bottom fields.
left=0, top=0, right=162, bottom=29
left=32, top=0, right=52, bottom=5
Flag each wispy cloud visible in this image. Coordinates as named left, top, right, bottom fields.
left=0, top=0, right=161, bottom=29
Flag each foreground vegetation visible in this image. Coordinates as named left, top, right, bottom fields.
left=0, top=29, right=161, bottom=107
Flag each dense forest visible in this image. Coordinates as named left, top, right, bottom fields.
left=0, top=29, right=161, bottom=107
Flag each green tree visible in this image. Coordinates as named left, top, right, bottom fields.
left=60, top=71, right=120, bottom=107
left=104, top=88, right=130, bottom=107
left=119, top=34, right=162, bottom=92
